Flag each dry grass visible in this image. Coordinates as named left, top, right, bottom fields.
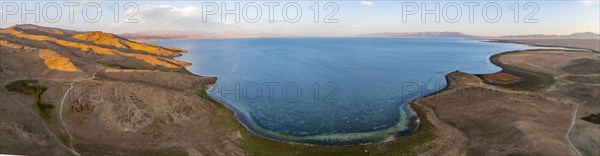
left=481, top=72, right=522, bottom=84
left=37, top=49, right=79, bottom=72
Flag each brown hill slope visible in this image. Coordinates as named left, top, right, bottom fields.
left=0, top=25, right=245, bottom=155
left=414, top=49, right=599, bottom=155
left=73, top=31, right=187, bottom=57
left=1, top=25, right=190, bottom=70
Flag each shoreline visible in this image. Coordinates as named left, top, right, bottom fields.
left=182, top=38, right=592, bottom=155
left=478, top=49, right=556, bottom=91
left=485, top=39, right=599, bottom=53
left=196, top=78, right=436, bottom=155
left=199, top=76, right=424, bottom=147
left=411, top=41, right=596, bottom=155
left=185, top=39, right=557, bottom=144
left=4, top=24, right=595, bottom=155
left=182, top=39, right=506, bottom=147
left=187, top=62, right=436, bottom=154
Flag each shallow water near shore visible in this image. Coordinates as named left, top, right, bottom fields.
left=154, top=38, right=534, bottom=145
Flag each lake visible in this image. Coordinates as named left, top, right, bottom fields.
left=154, top=38, right=533, bottom=145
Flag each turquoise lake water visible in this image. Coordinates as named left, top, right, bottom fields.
left=154, top=38, right=533, bottom=145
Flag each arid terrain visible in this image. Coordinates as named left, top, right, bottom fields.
left=490, top=38, right=600, bottom=52
left=1, top=25, right=598, bottom=156
left=0, top=24, right=244, bottom=155
left=413, top=39, right=599, bottom=155
left=0, top=24, right=435, bottom=156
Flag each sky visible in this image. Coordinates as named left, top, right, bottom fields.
left=1, top=0, right=599, bottom=36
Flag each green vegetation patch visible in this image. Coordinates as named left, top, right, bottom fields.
left=5, top=79, right=55, bottom=121
left=197, top=85, right=437, bottom=156
left=581, top=113, right=600, bottom=124
left=196, top=85, right=219, bottom=104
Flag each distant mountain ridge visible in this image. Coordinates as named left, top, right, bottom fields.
left=120, top=30, right=286, bottom=42
left=500, top=32, right=600, bottom=38
left=117, top=28, right=600, bottom=41
left=359, top=31, right=600, bottom=39
left=358, top=31, right=473, bottom=38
